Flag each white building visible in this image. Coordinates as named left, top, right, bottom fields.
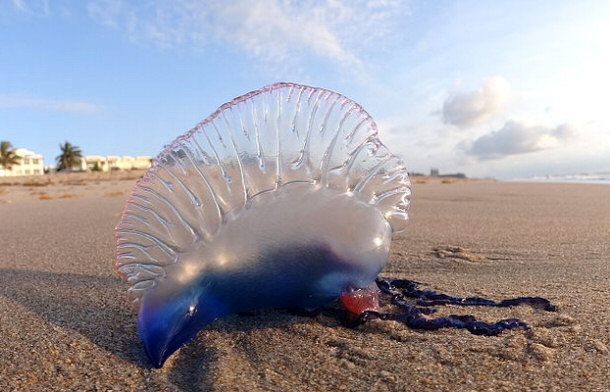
left=78, top=155, right=152, bottom=172
left=0, top=148, right=44, bottom=176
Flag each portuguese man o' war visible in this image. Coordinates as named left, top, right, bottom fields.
left=115, top=83, right=556, bottom=368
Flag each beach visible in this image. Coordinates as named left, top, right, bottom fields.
left=1, top=174, right=609, bottom=391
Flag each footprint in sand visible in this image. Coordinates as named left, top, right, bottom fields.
left=432, top=246, right=487, bottom=262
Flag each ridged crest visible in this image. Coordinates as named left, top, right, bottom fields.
left=115, top=82, right=410, bottom=303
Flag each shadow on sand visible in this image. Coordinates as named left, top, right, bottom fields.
left=0, top=268, right=149, bottom=367
left=0, top=268, right=347, bottom=390
left=166, top=309, right=339, bottom=391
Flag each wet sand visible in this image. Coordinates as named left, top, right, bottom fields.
left=1, top=175, right=609, bottom=391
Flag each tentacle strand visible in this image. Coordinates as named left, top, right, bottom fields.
left=342, top=278, right=557, bottom=336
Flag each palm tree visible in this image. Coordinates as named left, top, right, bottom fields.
left=56, top=141, right=83, bottom=172
left=0, top=141, right=22, bottom=172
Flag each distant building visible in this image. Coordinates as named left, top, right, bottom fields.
left=78, top=155, right=152, bottom=172
left=79, top=155, right=108, bottom=172
left=0, top=148, right=44, bottom=176
left=428, top=168, right=467, bottom=179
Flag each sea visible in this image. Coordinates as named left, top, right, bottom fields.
left=513, top=171, right=610, bottom=185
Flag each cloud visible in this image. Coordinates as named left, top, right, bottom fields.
left=461, top=120, right=576, bottom=160
left=0, top=96, right=103, bottom=114
left=442, top=77, right=511, bottom=128
left=86, top=0, right=405, bottom=69
left=11, top=0, right=49, bottom=15
left=11, top=0, right=26, bottom=10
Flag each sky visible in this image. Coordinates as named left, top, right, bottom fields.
left=1, top=0, right=609, bottom=179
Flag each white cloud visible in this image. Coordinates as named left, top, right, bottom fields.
left=86, top=0, right=405, bottom=69
left=11, top=0, right=49, bottom=15
left=442, top=77, right=511, bottom=128
left=0, top=96, right=103, bottom=114
left=461, top=120, right=576, bottom=160
left=12, top=0, right=26, bottom=11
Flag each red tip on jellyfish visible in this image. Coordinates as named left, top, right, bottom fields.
left=339, top=283, right=382, bottom=315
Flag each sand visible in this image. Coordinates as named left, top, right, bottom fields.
left=1, top=174, right=609, bottom=391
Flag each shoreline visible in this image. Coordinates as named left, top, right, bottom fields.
left=2, top=170, right=609, bottom=187
left=506, top=179, right=610, bottom=186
